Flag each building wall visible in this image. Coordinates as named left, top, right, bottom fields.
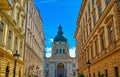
left=24, top=1, right=45, bottom=77
left=0, top=0, right=26, bottom=77
left=75, top=0, right=120, bottom=77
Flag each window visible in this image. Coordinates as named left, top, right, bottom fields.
left=8, top=31, right=12, bottom=49
left=20, top=41, right=22, bottom=55
left=106, top=0, right=110, bottom=4
left=95, top=39, right=99, bottom=55
left=98, top=5, right=102, bottom=16
left=98, top=71, right=100, bottom=77
left=86, top=13, right=87, bottom=23
left=0, top=22, right=3, bottom=41
left=109, top=25, right=114, bottom=43
left=93, top=15, right=96, bottom=25
left=60, top=49, right=62, bottom=54
left=105, top=69, right=108, bottom=77
left=93, top=72, right=95, bottom=77
left=90, top=45, right=93, bottom=59
left=114, top=67, right=119, bottom=77
left=92, top=0, right=94, bottom=5
left=14, top=37, right=18, bottom=51
left=5, top=65, right=9, bottom=77
left=119, top=1, right=120, bottom=6
left=101, top=33, right=105, bottom=50
left=89, top=23, right=92, bottom=32
left=17, top=11, right=20, bottom=24
left=19, top=70, right=21, bottom=77
left=63, top=49, right=65, bottom=54
left=21, top=19, right=24, bottom=30
left=88, top=6, right=90, bottom=15
left=56, top=49, right=58, bottom=54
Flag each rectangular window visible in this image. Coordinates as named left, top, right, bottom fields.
left=98, top=71, right=100, bottom=77
left=105, top=69, right=108, bottom=77
left=88, top=6, right=90, bottom=15
left=98, top=5, right=102, bottom=16
left=93, top=15, right=96, bottom=25
left=114, top=67, right=119, bottom=77
left=106, top=0, right=110, bottom=4
left=14, top=37, right=18, bottom=51
left=109, top=25, right=114, bottom=43
left=93, top=72, right=95, bottom=77
left=89, top=23, right=92, bottom=32
left=95, top=39, right=99, bottom=55
left=101, top=33, right=105, bottom=50
left=119, top=1, right=120, bottom=6
left=92, top=0, right=94, bottom=5
left=8, top=31, right=12, bottom=49
left=0, top=22, right=3, bottom=42
left=17, top=12, right=20, bottom=24
left=91, top=45, right=93, bottom=58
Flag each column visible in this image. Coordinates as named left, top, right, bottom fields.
left=104, top=26, right=109, bottom=51
left=98, top=34, right=102, bottom=54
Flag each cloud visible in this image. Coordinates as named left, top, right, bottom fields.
left=39, top=0, right=57, bottom=3
left=49, top=38, right=53, bottom=43
left=46, top=47, right=52, bottom=53
left=46, top=47, right=52, bottom=57
left=69, top=47, right=76, bottom=57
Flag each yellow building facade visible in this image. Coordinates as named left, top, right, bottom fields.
left=24, top=1, right=45, bottom=77
left=0, top=0, right=26, bottom=77
left=75, top=0, right=120, bottom=77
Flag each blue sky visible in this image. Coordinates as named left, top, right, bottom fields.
left=34, top=0, right=82, bottom=57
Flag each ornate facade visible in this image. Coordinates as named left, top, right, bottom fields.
left=75, top=0, right=120, bottom=77
left=24, top=1, right=45, bottom=77
left=45, top=26, right=77, bottom=77
left=0, top=0, right=26, bottom=77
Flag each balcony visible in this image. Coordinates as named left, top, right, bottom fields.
left=0, top=0, right=13, bottom=10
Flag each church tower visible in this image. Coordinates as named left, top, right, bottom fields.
left=52, top=25, right=70, bottom=58
left=45, top=25, right=77, bottom=77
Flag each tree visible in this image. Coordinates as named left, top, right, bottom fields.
left=78, top=73, right=85, bottom=77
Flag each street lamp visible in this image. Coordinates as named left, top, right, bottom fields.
left=36, top=65, right=39, bottom=77
left=13, top=51, right=20, bottom=77
left=86, top=60, right=91, bottom=77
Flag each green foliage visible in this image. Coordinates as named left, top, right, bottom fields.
left=78, top=73, right=85, bottom=77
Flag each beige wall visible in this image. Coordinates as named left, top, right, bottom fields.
left=75, top=0, right=120, bottom=77
left=0, top=0, right=26, bottom=77
left=24, top=1, right=45, bottom=77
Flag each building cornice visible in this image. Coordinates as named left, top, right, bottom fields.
left=74, top=0, right=87, bottom=38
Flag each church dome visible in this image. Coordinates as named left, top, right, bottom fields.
left=54, top=25, right=67, bottom=42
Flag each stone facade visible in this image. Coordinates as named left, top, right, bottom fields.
left=0, top=0, right=26, bottom=77
left=45, top=26, right=77, bottom=77
left=74, top=0, right=120, bottom=77
left=24, top=1, right=45, bottom=77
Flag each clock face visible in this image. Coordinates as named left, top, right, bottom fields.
left=8, top=0, right=13, bottom=7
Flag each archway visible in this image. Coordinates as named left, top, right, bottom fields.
left=57, top=63, right=64, bottom=77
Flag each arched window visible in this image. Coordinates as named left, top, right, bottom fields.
left=59, top=49, right=62, bottom=54
left=5, top=65, right=9, bottom=77
left=63, top=49, right=65, bottom=54
left=0, top=22, right=3, bottom=42
left=109, top=25, right=114, bottom=43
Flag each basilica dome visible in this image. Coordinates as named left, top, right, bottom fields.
left=54, top=25, right=67, bottom=42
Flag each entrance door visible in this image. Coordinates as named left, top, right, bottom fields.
left=57, top=63, right=64, bottom=77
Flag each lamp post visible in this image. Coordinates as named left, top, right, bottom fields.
left=36, top=65, right=39, bottom=77
left=13, top=51, right=20, bottom=77
left=86, top=60, right=91, bottom=77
